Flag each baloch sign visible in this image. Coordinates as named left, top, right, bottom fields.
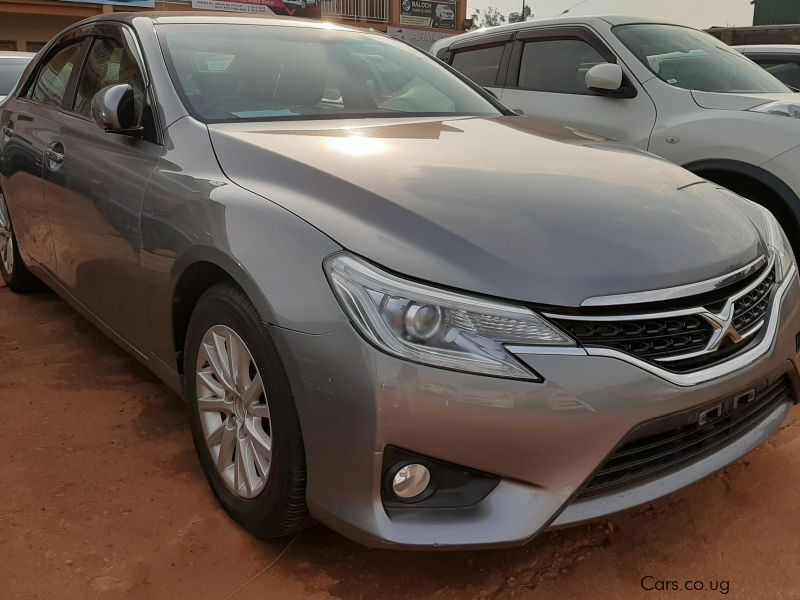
left=191, top=0, right=321, bottom=19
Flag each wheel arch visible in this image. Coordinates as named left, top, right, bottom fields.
left=169, top=247, right=278, bottom=375
left=684, top=158, right=800, bottom=253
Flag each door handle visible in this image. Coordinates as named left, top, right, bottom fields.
left=46, top=148, right=64, bottom=163
left=45, top=141, right=64, bottom=170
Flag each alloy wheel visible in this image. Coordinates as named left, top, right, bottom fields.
left=0, top=192, right=14, bottom=275
left=195, top=325, right=272, bottom=498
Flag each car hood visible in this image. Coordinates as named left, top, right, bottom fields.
left=208, top=115, right=766, bottom=307
left=691, top=90, right=797, bottom=111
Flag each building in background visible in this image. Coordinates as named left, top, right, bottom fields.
left=709, top=0, right=800, bottom=46
left=0, top=0, right=463, bottom=54
left=707, top=0, right=800, bottom=45
left=753, top=0, right=800, bottom=26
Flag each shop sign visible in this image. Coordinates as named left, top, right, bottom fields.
left=191, top=0, right=321, bottom=18
left=400, top=0, right=456, bottom=29
left=59, top=0, right=155, bottom=6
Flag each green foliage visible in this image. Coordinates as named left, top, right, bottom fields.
left=468, top=6, right=507, bottom=30
left=508, top=5, right=533, bottom=23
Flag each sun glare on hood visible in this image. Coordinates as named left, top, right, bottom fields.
left=329, top=135, right=387, bottom=157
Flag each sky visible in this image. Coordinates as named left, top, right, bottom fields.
left=467, top=0, right=755, bottom=29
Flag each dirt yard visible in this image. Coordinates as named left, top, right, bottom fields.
left=2, top=280, right=800, bottom=600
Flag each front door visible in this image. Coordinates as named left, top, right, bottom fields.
left=499, top=27, right=657, bottom=149
left=42, top=27, right=161, bottom=350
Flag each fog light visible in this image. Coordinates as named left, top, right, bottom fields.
left=392, top=463, right=431, bottom=499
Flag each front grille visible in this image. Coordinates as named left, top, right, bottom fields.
left=576, top=376, right=792, bottom=500
left=553, top=315, right=713, bottom=360
left=732, top=269, right=775, bottom=334
left=549, top=263, right=777, bottom=373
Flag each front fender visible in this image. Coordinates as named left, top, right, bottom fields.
left=139, top=117, right=345, bottom=371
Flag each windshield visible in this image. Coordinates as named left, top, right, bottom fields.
left=614, top=24, right=791, bottom=93
left=156, top=24, right=502, bottom=123
left=0, top=58, right=31, bottom=95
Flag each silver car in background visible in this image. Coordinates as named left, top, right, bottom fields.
left=1, top=14, right=799, bottom=549
left=735, top=45, right=800, bottom=89
left=0, top=52, right=35, bottom=102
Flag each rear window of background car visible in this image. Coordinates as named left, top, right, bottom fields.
left=450, top=44, right=504, bottom=87
left=754, top=59, right=800, bottom=88
left=0, top=58, right=30, bottom=95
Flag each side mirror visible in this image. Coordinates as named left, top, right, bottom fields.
left=585, top=63, right=624, bottom=93
left=91, top=83, right=143, bottom=136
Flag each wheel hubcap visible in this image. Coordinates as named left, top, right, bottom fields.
left=0, top=193, right=14, bottom=275
left=196, top=325, right=272, bottom=499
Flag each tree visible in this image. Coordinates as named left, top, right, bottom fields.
left=468, top=6, right=506, bottom=30
left=508, top=4, right=532, bottom=23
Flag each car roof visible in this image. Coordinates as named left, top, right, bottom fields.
left=734, top=44, right=800, bottom=54
left=73, top=10, right=361, bottom=31
left=432, top=15, right=671, bottom=47
left=0, top=51, right=36, bottom=59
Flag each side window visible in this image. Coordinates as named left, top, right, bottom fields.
left=28, top=42, right=84, bottom=107
left=755, top=59, right=800, bottom=88
left=518, top=38, right=606, bottom=94
left=450, top=44, right=505, bottom=87
left=74, top=37, right=145, bottom=117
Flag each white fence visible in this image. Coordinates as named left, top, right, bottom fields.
left=321, top=0, right=390, bottom=23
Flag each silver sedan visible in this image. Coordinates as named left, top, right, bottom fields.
left=0, top=13, right=798, bottom=549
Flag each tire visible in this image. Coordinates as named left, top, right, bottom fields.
left=0, top=190, right=42, bottom=294
left=183, top=283, right=312, bottom=538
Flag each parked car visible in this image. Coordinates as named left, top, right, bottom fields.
left=432, top=17, right=800, bottom=256
left=434, top=3, right=455, bottom=26
left=0, top=52, right=35, bottom=102
left=1, top=13, right=799, bottom=550
left=735, top=45, right=800, bottom=89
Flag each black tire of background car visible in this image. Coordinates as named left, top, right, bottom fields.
left=183, top=283, right=313, bottom=538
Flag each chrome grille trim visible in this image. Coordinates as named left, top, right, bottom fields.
left=579, top=254, right=769, bottom=307
left=546, top=254, right=775, bottom=324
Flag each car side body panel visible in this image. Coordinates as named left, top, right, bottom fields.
left=139, top=115, right=345, bottom=377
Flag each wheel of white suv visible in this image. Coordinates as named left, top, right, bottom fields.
left=0, top=191, right=41, bottom=293
left=183, top=282, right=312, bottom=538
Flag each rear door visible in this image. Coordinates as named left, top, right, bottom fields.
left=498, top=26, right=656, bottom=147
left=439, top=32, right=513, bottom=100
left=0, top=35, right=89, bottom=271
left=42, top=23, right=161, bottom=350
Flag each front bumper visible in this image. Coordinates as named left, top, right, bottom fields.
left=271, top=271, right=800, bottom=549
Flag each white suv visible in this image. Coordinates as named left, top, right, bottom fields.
left=432, top=16, right=800, bottom=252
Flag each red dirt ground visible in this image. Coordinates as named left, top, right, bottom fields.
left=2, top=280, right=800, bottom=600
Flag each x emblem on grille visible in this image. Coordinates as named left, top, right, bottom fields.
left=700, top=301, right=743, bottom=352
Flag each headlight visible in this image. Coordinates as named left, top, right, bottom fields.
left=748, top=101, right=800, bottom=119
left=324, top=253, right=574, bottom=380
left=757, top=205, right=795, bottom=282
